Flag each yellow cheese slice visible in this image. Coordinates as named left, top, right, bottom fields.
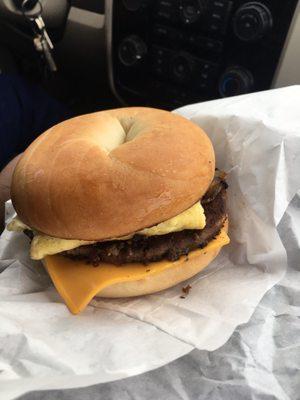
left=44, top=227, right=230, bottom=315
left=8, top=202, right=206, bottom=260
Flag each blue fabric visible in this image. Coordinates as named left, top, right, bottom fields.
left=0, top=74, right=72, bottom=171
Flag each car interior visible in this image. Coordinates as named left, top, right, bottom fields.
left=1, top=3, right=300, bottom=398
left=0, top=0, right=299, bottom=115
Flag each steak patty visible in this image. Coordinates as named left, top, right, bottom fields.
left=63, top=184, right=227, bottom=266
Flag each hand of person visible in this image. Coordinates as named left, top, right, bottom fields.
left=0, top=155, right=22, bottom=232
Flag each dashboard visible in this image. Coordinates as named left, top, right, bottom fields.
left=0, top=0, right=299, bottom=111
left=107, top=0, right=299, bottom=109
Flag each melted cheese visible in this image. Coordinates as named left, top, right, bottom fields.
left=44, top=227, right=230, bottom=314
left=7, top=202, right=206, bottom=260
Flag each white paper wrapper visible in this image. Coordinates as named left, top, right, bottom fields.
left=1, top=86, right=300, bottom=400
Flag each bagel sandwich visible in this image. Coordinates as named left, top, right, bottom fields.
left=8, top=107, right=230, bottom=314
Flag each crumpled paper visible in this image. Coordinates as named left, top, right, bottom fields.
left=1, top=86, right=300, bottom=400
left=40, top=191, right=299, bottom=400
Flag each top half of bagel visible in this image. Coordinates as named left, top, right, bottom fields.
left=11, top=107, right=215, bottom=241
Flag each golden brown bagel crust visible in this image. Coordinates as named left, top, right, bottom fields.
left=11, top=107, right=215, bottom=240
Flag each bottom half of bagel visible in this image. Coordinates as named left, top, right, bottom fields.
left=43, top=219, right=229, bottom=315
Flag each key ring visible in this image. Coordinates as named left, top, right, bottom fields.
left=21, top=0, right=43, bottom=15
left=21, top=0, right=43, bottom=34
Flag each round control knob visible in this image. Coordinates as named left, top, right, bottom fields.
left=233, top=2, right=273, bottom=42
left=179, top=0, right=208, bottom=25
left=219, top=67, right=254, bottom=97
left=170, top=54, right=195, bottom=83
left=118, top=36, right=147, bottom=67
